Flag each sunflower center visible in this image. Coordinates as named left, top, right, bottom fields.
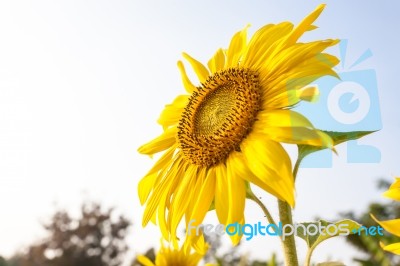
left=178, top=68, right=261, bottom=167
left=194, top=83, right=236, bottom=136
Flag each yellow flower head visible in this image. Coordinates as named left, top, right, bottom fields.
left=372, top=177, right=400, bottom=255
left=137, top=237, right=208, bottom=266
left=138, top=4, right=338, bottom=245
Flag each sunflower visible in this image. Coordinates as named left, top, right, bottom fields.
left=372, top=177, right=400, bottom=255
left=137, top=237, right=210, bottom=266
left=138, top=4, right=337, bottom=245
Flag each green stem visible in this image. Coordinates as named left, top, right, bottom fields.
left=278, top=199, right=299, bottom=266
left=278, top=157, right=301, bottom=266
left=293, top=158, right=301, bottom=182
left=304, top=247, right=314, bottom=266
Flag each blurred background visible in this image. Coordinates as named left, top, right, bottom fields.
left=0, top=1, right=399, bottom=265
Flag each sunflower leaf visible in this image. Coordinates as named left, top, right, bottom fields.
left=297, top=219, right=361, bottom=247
left=297, top=219, right=361, bottom=263
left=297, top=130, right=376, bottom=161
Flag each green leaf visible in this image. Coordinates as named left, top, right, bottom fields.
left=297, top=219, right=361, bottom=248
left=297, top=130, right=376, bottom=161
left=299, top=219, right=362, bottom=266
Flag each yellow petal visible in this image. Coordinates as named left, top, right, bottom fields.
left=138, top=127, right=177, bottom=155
left=155, top=161, right=184, bottom=240
left=297, top=85, right=320, bottom=102
left=371, top=214, right=400, bottom=237
left=307, top=24, right=318, bottom=31
left=157, top=196, right=169, bottom=240
left=227, top=217, right=245, bottom=245
left=184, top=168, right=207, bottom=226
left=258, top=109, right=313, bottom=127
left=182, top=52, right=210, bottom=83
left=262, top=40, right=339, bottom=80
left=142, top=156, right=183, bottom=227
left=137, top=255, right=155, bottom=266
left=177, top=61, right=196, bottom=93
left=286, top=4, right=326, bottom=46
left=383, top=188, right=400, bottom=201
left=261, top=61, right=339, bottom=109
left=145, top=144, right=176, bottom=176
left=241, top=133, right=295, bottom=207
left=381, top=242, right=400, bottom=255
left=163, top=159, right=190, bottom=241
left=242, top=22, right=293, bottom=70
left=383, top=177, right=400, bottom=201
left=215, top=164, right=229, bottom=224
left=138, top=172, right=158, bottom=205
left=186, top=233, right=209, bottom=256
left=226, top=156, right=247, bottom=245
left=258, top=42, right=339, bottom=108
left=207, top=48, right=225, bottom=73
left=229, top=150, right=292, bottom=206
left=150, top=209, right=157, bottom=225
left=226, top=24, right=249, bottom=67
left=226, top=157, right=246, bottom=224
left=158, top=95, right=188, bottom=128
left=138, top=145, right=176, bottom=205
left=168, top=164, right=198, bottom=240
left=142, top=180, right=168, bottom=227
left=254, top=110, right=333, bottom=149
left=188, top=168, right=216, bottom=232
left=389, top=177, right=400, bottom=189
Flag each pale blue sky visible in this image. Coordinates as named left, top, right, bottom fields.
left=0, top=1, right=399, bottom=265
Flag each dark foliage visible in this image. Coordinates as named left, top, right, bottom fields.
left=7, top=202, right=131, bottom=266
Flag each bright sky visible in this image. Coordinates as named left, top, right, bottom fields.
left=1, top=1, right=400, bottom=265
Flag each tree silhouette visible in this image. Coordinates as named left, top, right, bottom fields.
left=8, top=202, right=131, bottom=266
left=0, top=256, right=8, bottom=266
